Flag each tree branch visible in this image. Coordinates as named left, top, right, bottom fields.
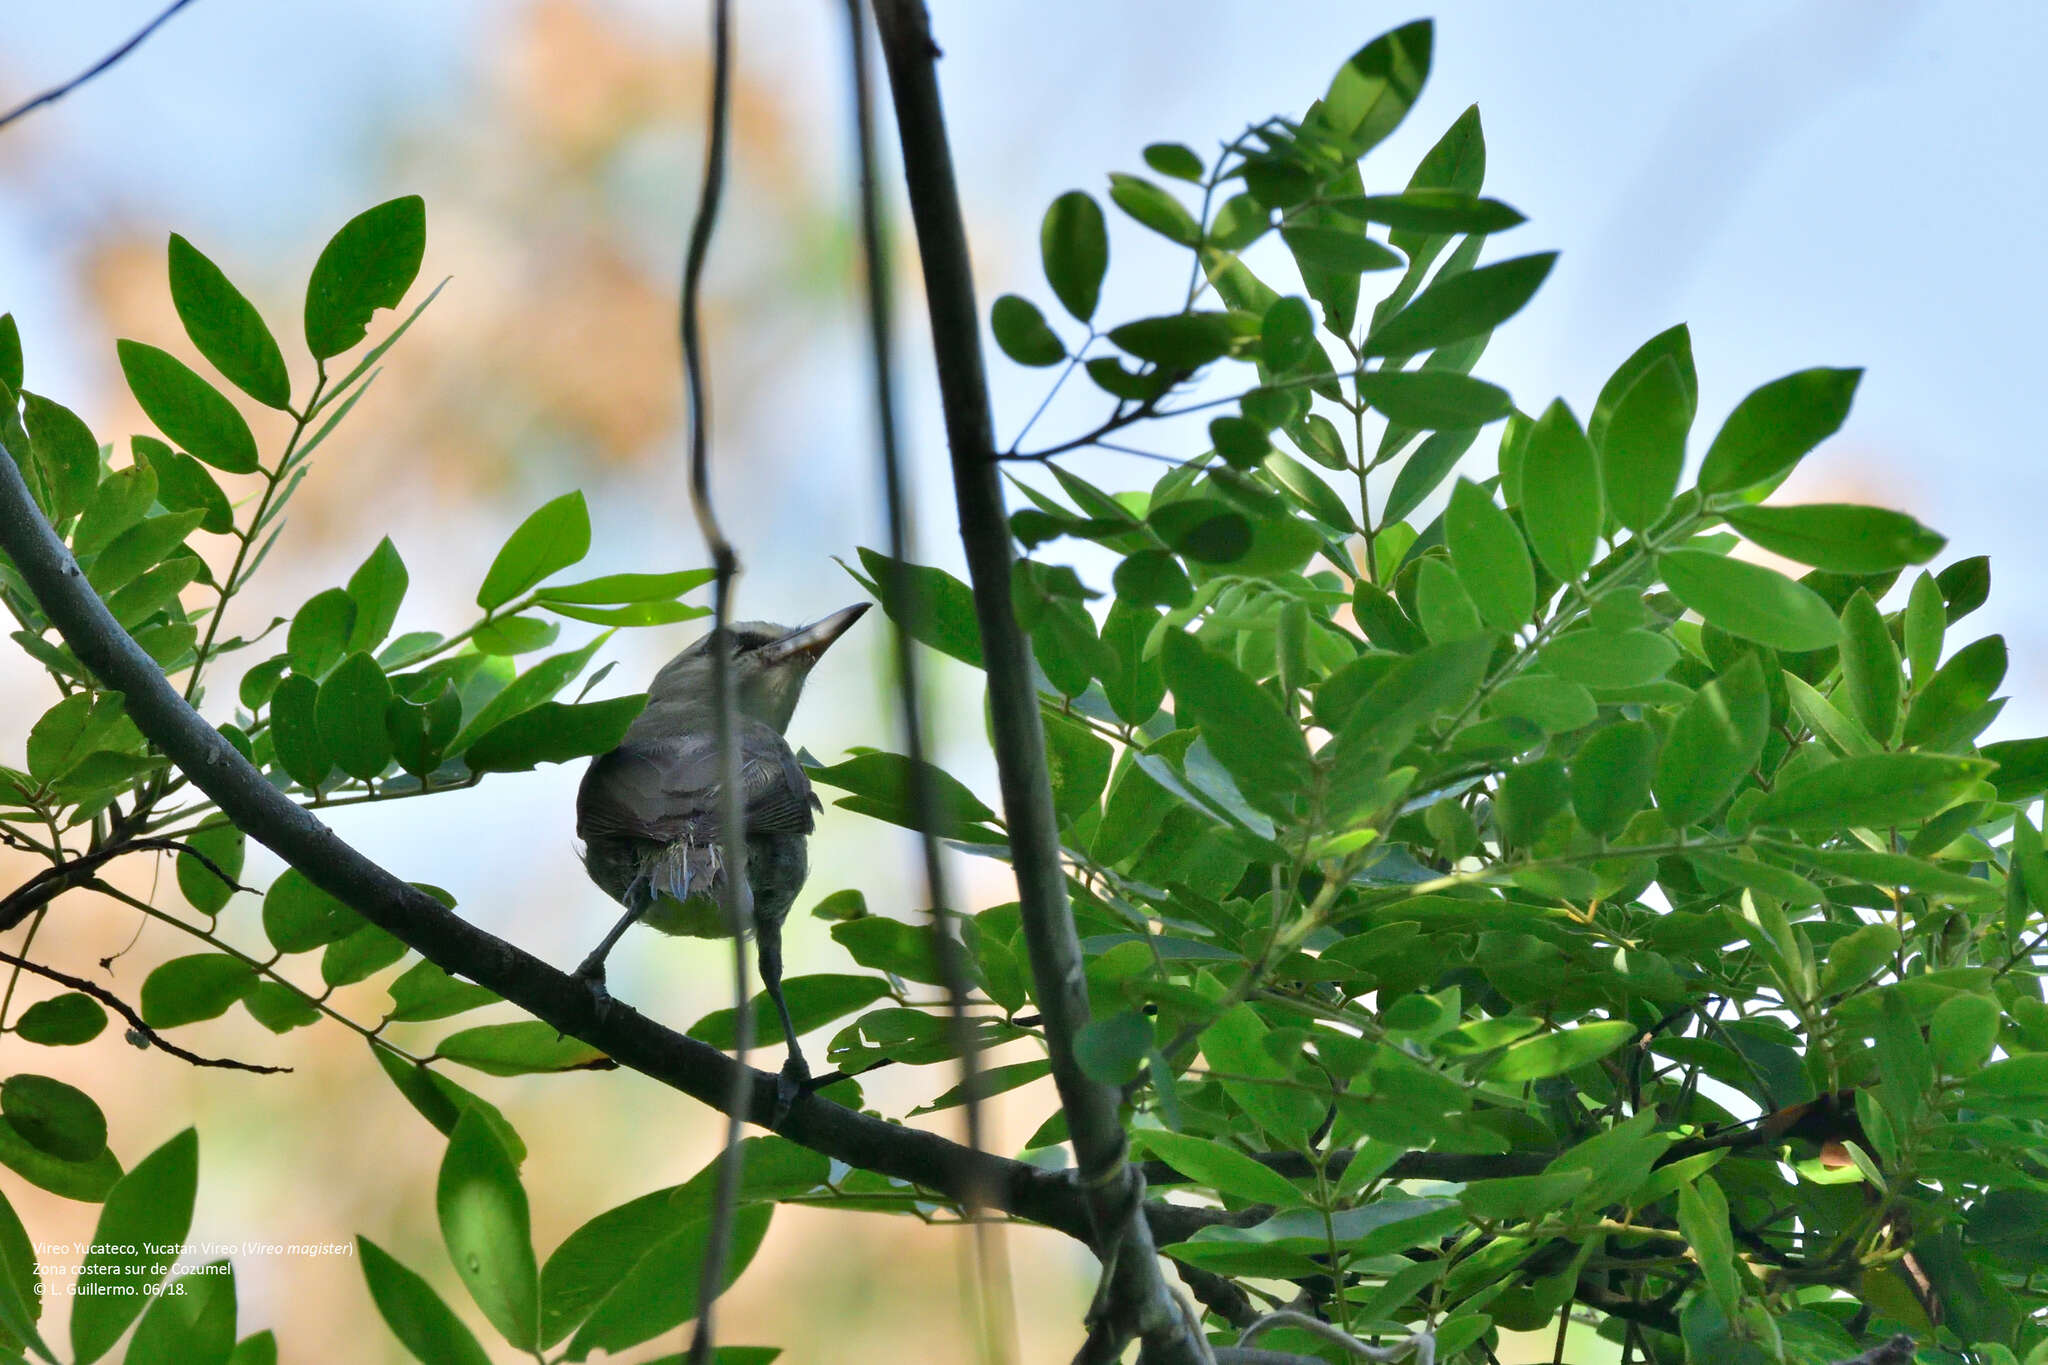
left=869, top=5, right=1207, bottom=1361
left=0, top=948, right=286, bottom=1074
left=0, top=0, right=202, bottom=134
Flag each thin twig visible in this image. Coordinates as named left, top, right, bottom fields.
left=0, top=0, right=202, bottom=135
left=0, top=835, right=248, bottom=932
left=0, top=948, right=286, bottom=1073
left=679, top=3, right=749, bottom=1362
left=1238, top=1316, right=1433, bottom=1365
left=841, top=2, right=1016, bottom=1361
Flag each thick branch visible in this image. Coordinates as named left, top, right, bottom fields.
left=869, top=5, right=1206, bottom=1362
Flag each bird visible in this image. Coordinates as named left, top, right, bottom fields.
left=574, top=602, right=869, bottom=1109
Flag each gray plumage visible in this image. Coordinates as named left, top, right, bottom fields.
left=574, top=604, right=869, bottom=1102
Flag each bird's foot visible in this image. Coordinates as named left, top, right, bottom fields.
left=573, top=956, right=615, bottom=1024
left=772, top=1054, right=810, bottom=1125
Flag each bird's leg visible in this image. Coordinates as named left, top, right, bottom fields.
left=756, top=917, right=807, bottom=1120
left=575, top=900, right=646, bottom=1021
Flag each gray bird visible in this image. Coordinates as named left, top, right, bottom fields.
left=574, top=603, right=869, bottom=1105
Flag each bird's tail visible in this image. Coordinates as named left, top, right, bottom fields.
left=634, top=835, right=723, bottom=912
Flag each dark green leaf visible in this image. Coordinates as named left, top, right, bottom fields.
left=566, top=1208, right=771, bottom=1358
left=1041, top=191, right=1108, bottom=322
left=1697, top=368, right=1861, bottom=494
left=1660, top=549, right=1841, bottom=652
left=1148, top=498, right=1251, bottom=564
left=1160, top=630, right=1311, bottom=818
left=1328, top=191, right=1523, bottom=234
left=316, top=652, right=394, bottom=781
left=286, top=587, right=356, bottom=678
left=357, top=1236, right=492, bottom=1365
left=128, top=1261, right=236, bottom=1365
left=464, top=696, right=646, bottom=773
left=0, top=1112, right=120, bottom=1201
left=1381, top=426, right=1477, bottom=525
left=71, top=1129, right=196, bottom=1364
left=1280, top=226, right=1401, bottom=277
left=1110, top=550, right=1191, bottom=609
left=140, top=954, right=256, bottom=1028
left=115, top=341, right=258, bottom=473
left=1723, top=503, right=1944, bottom=574
left=689, top=974, right=891, bottom=1052
left=1354, top=371, right=1510, bottom=429
left=477, top=490, right=591, bottom=610
left=1488, top=1020, right=1634, bottom=1081
left=304, top=196, right=427, bottom=359
left=135, top=435, right=233, bottom=535
left=176, top=823, right=245, bottom=916
left=0, top=315, right=18, bottom=391
left=1317, top=20, right=1432, bottom=155
left=14, top=993, right=107, bottom=1046
left=386, top=959, right=499, bottom=1023
left=990, top=295, right=1064, bottom=367
left=1365, top=253, right=1554, bottom=359
left=70, top=462, right=156, bottom=556
left=168, top=233, right=290, bottom=408
left=1108, top=313, right=1237, bottom=369
left=268, top=674, right=333, bottom=789
left=262, top=867, right=362, bottom=954
left=807, top=751, right=996, bottom=839
left=1107, top=173, right=1199, bottom=246
left=1599, top=355, right=1689, bottom=531
left=1752, top=753, right=1991, bottom=831
left=321, top=921, right=408, bottom=988
left=438, top=1110, right=538, bottom=1349
left=345, top=537, right=409, bottom=654
left=848, top=549, right=982, bottom=668
left=22, top=392, right=100, bottom=522
left=0, top=1074, right=105, bottom=1162
left=1496, top=756, right=1568, bottom=847
left=1571, top=720, right=1657, bottom=838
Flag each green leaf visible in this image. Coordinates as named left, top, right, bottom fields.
left=436, top=1022, right=606, bottom=1076
left=1818, top=922, right=1900, bottom=996
left=1280, top=226, right=1401, bottom=276
left=168, top=233, right=289, bottom=409
left=566, top=1207, right=771, bottom=1358
left=345, top=537, right=409, bottom=654
left=1598, top=355, right=1689, bottom=531
left=1966, top=1053, right=2048, bottom=1099
left=1365, top=253, right=1554, bottom=359
left=116, top=340, right=259, bottom=473
left=1354, top=370, right=1511, bottom=429
left=1160, top=630, right=1311, bottom=818
left=1539, top=628, right=1676, bottom=687
left=286, top=586, right=356, bottom=678
left=0, top=1183, right=51, bottom=1363
left=1660, top=549, right=1841, bottom=652
left=1653, top=654, right=1768, bottom=827
left=438, top=1110, right=538, bottom=1349
left=1317, top=19, right=1431, bottom=156
left=1902, top=634, right=2006, bottom=749
left=14, top=993, right=107, bottom=1046
left=385, top=959, right=499, bottom=1022
left=0, top=1112, right=120, bottom=1202
left=1415, top=556, right=1482, bottom=642
left=1107, top=173, right=1200, bottom=246
left=1041, top=191, right=1108, bottom=322
left=227, top=1330, right=277, bottom=1365
left=1723, top=503, right=1944, bottom=574
left=1074, top=1011, right=1152, bottom=1086
left=71, top=462, right=156, bottom=556
left=464, top=696, right=647, bottom=773
left=848, top=549, right=981, bottom=668
left=128, top=1260, right=236, bottom=1365
left=1929, top=993, right=1999, bottom=1076
left=241, top=982, right=320, bottom=1034
left=1677, top=1177, right=1740, bottom=1319
left=387, top=684, right=463, bottom=778
left=262, top=868, right=362, bottom=954
left=471, top=614, right=559, bottom=656
left=0, top=1074, right=105, bottom=1163
left=139, top=954, right=256, bottom=1027
left=1108, top=312, right=1237, bottom=369
left=1519, top=399, right=1601, bottom=581
left=1457, top=1169, right=1593, bottom=1223
left=1487, top=1020, right=1634, bottom=1080
left=1589, top=324, right=1696, bottom=453
left=1904, top=570, right=1944, bottom=684
left=1148, top=498, right=1250, bottom=564
left=1328, top=191, right=1524, bottom=234
left=689, top=974, right=891, bottom=1052
left=1380, top=426, right=1477, bottom=526
left=26, top=691, right=133, bottom=783
left=1838, top=589, right=1901, bottom=744
left=1496, top=756, right=1569, bottom=847
left=268, top=674, right=332, bottom=789
left=1697, top=367, right=1862, bottom=494
left=1143, top=142, right=1205, bottom=181
left=806, top=751, right=996, bottom=839
left=357, top=1236, right=492, bottom=1365
left=71, top=1129, right=197, bottom=1364
left=1752, top=753, right=1990, bottom=831
left=990, top=295, right=1064, bottom=367
left=135, top=435, right=232, bottom=535
left=22, top=392, right=101, bottom=522
left=535, top=569, right=713, bottom=606
left=304, top=195, right=427, bottom=359
left=1445, top=479, right=1534, bottom=631
left=1198, top=1005, right=1322, bottom=1147
left=1570, top=720, right=1657, bottom=838
left=317, top=652, right=394, bottom=781
left=477, top=491, right=591, bottom=610
left=0, top=314, right=18, bottom=391
left=1135, top=1130, right=1304, bottom=1207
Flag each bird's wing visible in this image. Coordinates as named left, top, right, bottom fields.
left=576, top=720, right=817, bottom=845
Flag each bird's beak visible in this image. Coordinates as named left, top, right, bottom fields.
left=759, top=602, right=871, bottom=666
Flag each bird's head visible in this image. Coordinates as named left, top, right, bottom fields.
left=647, top=602, right=870, bottom=733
